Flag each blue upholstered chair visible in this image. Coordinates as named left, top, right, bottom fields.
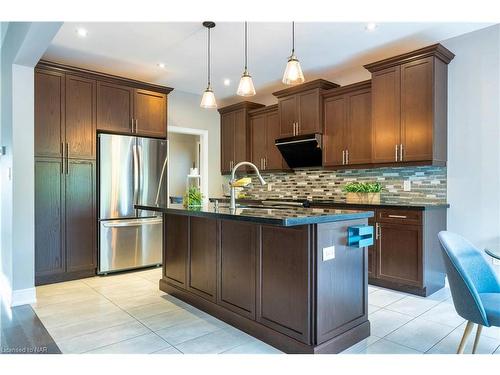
left=438, top=231, right=500, bottom=353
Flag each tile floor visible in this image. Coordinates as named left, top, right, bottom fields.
left=32, top=269, right=500, bottom=354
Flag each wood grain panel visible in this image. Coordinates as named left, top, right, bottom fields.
left=188, top=217, right=217, bottom=301
left=65, top=75, right=96, bottom=159
left=233, top=109, right=247, bottom=165
left=220, top=112, right=234, bottom=173
left=346, top=89, right=372, bottom=165
left=35, top=69, right=65, bottom=158
left=278, top=95, right=297, bottom=137
left=323, top=95, right=346, bottom=167
left=96, top=81, right=133, bottom=133
left=218, top=220, right=256, bottom=319
left=164, top=214, right=189, bottom=288
left=297, top=89, right=321, bottom=134
left=134, top=89, right=167, bottom=138
left=65, top=160, right=96, bottom=272
left=250, top=114, right=267, bottom=170
left=265, top=111, right=285, bottom=170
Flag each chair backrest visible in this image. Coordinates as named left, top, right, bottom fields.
left=438, top=231, right=500, bottom=326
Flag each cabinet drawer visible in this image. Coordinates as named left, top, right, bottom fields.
left=377, top=209, right=422, bottom=225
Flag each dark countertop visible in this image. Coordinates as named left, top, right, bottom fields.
left=136, top=203, right=373, bottom=227
left=208, top=197, right=449, bottom=210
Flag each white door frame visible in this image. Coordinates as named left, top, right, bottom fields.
left=167, top=126, right=209, bottom=203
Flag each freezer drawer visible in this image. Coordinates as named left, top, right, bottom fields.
left=99, top=217, right=162, bottom=273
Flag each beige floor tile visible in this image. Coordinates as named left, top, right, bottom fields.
left=125, top=301, right=181, bottom=320
left=385, top=317, right=454, bottom=352
left=156, top=318, right=221, bottom=345
left=354, top=338, right=422, bottom=354
left=85, top=332, right=171, bottom=354
left=152, top=346, right=182, bottom=354
left=48, top=309, right=136, bottom=341
left=32, top=296, right=114, bottom=318
left=341, top=335, right=381, bottom=354
left=175, top=328, right=253, bottom=354
left=33, top=288, right=103, bottom=308
left=369, top=308, right=413, bottom=337
left=139, top=308, right=200, bottom=331
left=57, top=321, right=150, bottom=354
left=385, top=295, right=441, bottom=317
left=368, top=304, right=381, bottom=315
left=221, top=339, right=283, bottom=354
left=426, top=324, right=500, bottom=354
left=38, top=302, right=122, bottom=329
left=368, top=289, right=407, bottom=308
left=112, top=294, right=172, bottom=309
left=419, top=301, right=465, bottom=328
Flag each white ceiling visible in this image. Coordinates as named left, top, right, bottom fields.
left=44, top=22, right=492, bottom=104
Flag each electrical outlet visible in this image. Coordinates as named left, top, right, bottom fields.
left=403, top=180, right=411, bottom=192
left=322, top=246, right=335, bottom=261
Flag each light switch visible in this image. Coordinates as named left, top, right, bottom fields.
left=322, top=246, right=335, bottom=261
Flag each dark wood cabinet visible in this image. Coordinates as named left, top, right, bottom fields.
left=134, top=89, right=167, bottom=138
left=35, top=69, right=65, bottom=158
left=323, top=81, right=372, bottom=167
left=218, top=101, right=264, bottom=174
left=218, top=220, right=256, bottom=319
left=249, top=105, right=286, bottom=171
left=97, top=81, right=134, bottom=134
left=365, top=44, right=454, bottom=166
left=273, top=79, right=339, bottom=137
left=164, top=215, right=188, bottom=289
left=35, top=157, right=96, bottom=285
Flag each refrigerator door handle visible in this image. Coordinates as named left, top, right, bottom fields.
left=155, top=140, right=169, bottom=206
left=102, top=218, right=163, bottom=228
left=132, top=144, right=139, bottom=205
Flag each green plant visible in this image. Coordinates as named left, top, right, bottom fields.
left=183, top=186, right=203, bottom=207
left=342, top=182, right=382, bottom=193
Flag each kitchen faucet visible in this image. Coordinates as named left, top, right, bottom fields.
left=229, top=161, right=266, bottom=210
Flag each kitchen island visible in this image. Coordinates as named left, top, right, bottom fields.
left=136, top=203, right=374, bottom=354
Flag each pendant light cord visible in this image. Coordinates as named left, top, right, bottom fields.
left=244, top=21, right=248, bottom=71
left=292, top=21, right=295, bottom=55
left=208, top=26, right=211, bottom=87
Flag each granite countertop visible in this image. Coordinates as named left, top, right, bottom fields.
left=136, top=203, right=373, bottom=227
left=208, top=197, right=449, bottom=210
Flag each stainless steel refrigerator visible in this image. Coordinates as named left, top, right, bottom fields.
left=98, top=133, right=168, bottom=274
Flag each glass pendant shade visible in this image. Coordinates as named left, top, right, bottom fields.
left=237, top=71, right=256, bottom=97
left=282, top=54, right=305, bottom=85
left=200, top=87, right=217, bottom=109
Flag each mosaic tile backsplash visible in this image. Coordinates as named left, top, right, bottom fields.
left=243, top=166, right=447, bottom=205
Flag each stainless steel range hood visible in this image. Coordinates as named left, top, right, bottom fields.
left=275, top=133, right=322, bottom=169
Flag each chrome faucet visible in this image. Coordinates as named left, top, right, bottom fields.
left=229, top=161, right=266, bottom=210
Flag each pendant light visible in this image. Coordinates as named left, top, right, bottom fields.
left=200, top=21, right=217, bottom=109
left=237, top=22, right=256, bottom=97
left=282, top=21, right=305, bottom=85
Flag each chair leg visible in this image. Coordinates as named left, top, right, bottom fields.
left=457, top=321, right=474, bottom=354
left=472, top=324, right=483, bottom=354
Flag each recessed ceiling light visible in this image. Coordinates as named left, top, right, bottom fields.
left=76, top=27, right=88, bottom=37
left=223, top=79, right=231, bottom=86
left=158, top=63, right=166, bottom=69
left=365, top=23, right=378, bottom=32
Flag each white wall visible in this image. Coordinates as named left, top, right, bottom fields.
left=0, top=22, right=61, bottom=306
left=442, top=24, right=500, bottom=249
left=168, top=132, right=198, bottom=197
left=168, top=90, right=223, bottom=197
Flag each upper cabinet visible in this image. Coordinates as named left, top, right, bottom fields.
left=323, top=81, right=372, bottom=167
left=364, top=44, right=454, bottom=166
left=249, top=105, right=286, bottom=171
left=218, top=101, right=265, bottom=174
left=273, top=79, right=339, bottom=137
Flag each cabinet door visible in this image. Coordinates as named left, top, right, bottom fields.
left=367, top=216, right=376, bottom=278
left=188, top=217, right=217, bottom=301
left=278, top=95, right=297, bottom=137
left=96, top=81, right=134, bottom=133
left=233, top=109, right=248, bottom=165
left=346, top=89, right=372, bottom=165
left=35, top=70, right=65, bottom=158
left=220, top=112, right=235, bottom=174
left=134, top=89, right=167, bottom=138
left=371, top=66, right=401, bottom=163
left=401, top=57, right=433, bottom=162
left=377, top=222, right=423, bottom=286
left=265, top=111, right=285, bottom=170
left=218, top=220, right=256, bottom=319
left=297, top=89, right=321, bottom=134
left=164, top=214, right=188, bottom=288
left=323, top=95, right=346, bottom=167
left=65, top=160, right=96, bottom=273
left=66, top=75, right=96, bottom=159
left=35, top=158, right=65, bottom=283
left=250, top=114, right=267, bottom=170
left=257, top=225, right=310, bottom=343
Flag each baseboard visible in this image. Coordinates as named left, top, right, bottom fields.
left=11, top=287, right=36, bottom=307
left=0, top=272, right=12, bottom=307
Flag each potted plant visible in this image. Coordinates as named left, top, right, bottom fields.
left=183, top=186, right=203, bottom=208
left=343, top=182, right=382, bottom=204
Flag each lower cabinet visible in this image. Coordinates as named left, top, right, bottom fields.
left=164, top=215, right=188, bottom=288
left=35, top=158, right=96, bottom=285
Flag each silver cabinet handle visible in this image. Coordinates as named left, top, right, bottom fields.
left=395, top=144, right=399, bottom=162
left=102, top=218, right=163, bottom=228
left=388, top=214, right=407, bottom=219
left=65, top=143, right=69, bottom=174
left=342, top=150, right=345, bottom=165
left=376, top=223, right=381, bottom=240
left=400, top=143, right=403, bottom=161
left=346, top=149, right=349, bottom=164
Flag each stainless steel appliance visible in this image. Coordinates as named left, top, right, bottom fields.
left=98, top=134, right=168, bottom=274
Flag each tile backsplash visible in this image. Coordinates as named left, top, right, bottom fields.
left=243, top=166, right=447, bottom=204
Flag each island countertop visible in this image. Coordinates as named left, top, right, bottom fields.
left=136, top=203, right=373, bottom=227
